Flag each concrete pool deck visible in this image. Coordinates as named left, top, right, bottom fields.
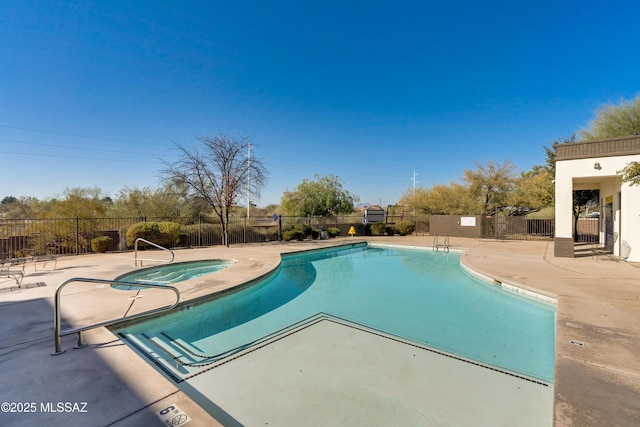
left=0, top=237, right=638, bottom=426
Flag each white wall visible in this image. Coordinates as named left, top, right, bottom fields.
left=555, top=154, right=640, bottom=262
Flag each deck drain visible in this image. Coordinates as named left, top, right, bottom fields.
left=570, top=340, right=585, bottom=347
left=566, top=322, right=582, bottom=329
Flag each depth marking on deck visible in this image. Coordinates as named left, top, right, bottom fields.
left=157, top=404, right=191, bottom=426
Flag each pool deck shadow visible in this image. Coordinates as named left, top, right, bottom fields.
left=0, top=237, right=638, bottom=426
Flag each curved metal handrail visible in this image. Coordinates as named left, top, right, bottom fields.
left=134, top=237, right=175, bottom=266
left=52, top=277, right=180, bottom=355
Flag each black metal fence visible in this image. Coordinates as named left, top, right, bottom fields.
left=0, top=215, right=372, bottom=258
left=480, top=216, right=600, bottom=242
left=481, top=217, right=555, bottom=240
left=3, top=214, right=589, bottom=259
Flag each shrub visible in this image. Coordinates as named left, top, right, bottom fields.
left=394, top=221, right=415, bottom=236
left=158, top=221, right=181, bottom=246
left=126, top=222, right=159, bottom=247
left=370, top=222, right=387, bottom=236
left=327, top=227, right=341, bottom=238
left=385, top=225, right=395, bottom=236
left=261, top=227, right=280, bottom=241
left=125, top=221, right=181, bottom=248
left=91, top=236, right=113, bottom=253
left=282, top=229, right=304, bottom=241
left=282, top=223, right=320, bottom=241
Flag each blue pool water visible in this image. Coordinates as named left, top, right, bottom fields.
left=115, top=244, right=556, bottom=382
left=114, top=259, right=234, bottom=288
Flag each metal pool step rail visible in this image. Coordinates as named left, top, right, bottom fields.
left=52, top=277, right=180, bottom=355
left=432, top=234, right=450, bottom=252
left=134, top=237, right=175, bottom=266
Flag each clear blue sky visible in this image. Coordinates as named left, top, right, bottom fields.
left=2, top=1, right=639, bottom=207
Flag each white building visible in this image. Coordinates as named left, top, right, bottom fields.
left=554, top=135, right=640, bottom=262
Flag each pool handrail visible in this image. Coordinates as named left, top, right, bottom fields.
left=52, top=277, right=180, bottom=355
left=134, top=237, right=175, bottom=266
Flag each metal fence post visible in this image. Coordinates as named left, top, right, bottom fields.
left=75, top=216, right=79, bottom=255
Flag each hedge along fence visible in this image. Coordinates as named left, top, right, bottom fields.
left=125, top=221, right=181, bottom=248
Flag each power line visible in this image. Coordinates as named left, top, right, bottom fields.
left=0, top=138, right=151, bottom=156
left=0, top=150, right=161, bottom=164
left=0, top=124, right=170, bottom=147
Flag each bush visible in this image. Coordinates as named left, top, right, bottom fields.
left=261, top=227, right=280, bottom=241
left=91, top=236, right=113, bottom=253
left=370, top=222, right=387, bottom=236
left=157, top=222, right=181, bottom=246
left=327, top=227, right=341, bottom=238
left=385, top=225, right=395, bottom=236
left=282, top=223, right=320, bottom=241
left=125, top=221, right=181, bottom=248
left=282, top=229, right=304, bottom=241
left=394, top=221, right=415, bottom=236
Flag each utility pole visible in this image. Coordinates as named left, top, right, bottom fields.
left=247, top=142, right=251, bottom=218
left=412, top=170, right=418, bottom=195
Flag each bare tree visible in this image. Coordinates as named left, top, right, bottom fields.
left=161, top=133, right=268, bottom=246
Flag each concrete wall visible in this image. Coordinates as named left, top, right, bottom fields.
left=429, top=215, right=482, bottom=238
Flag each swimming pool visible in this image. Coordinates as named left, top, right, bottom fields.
left=113, top=259, right=234, bottom=289
left=115, top=244, right=556, bottom=383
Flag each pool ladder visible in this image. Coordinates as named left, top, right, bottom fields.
left=432, top=234, right=450, bottom=252
left=52, top=277, right=180, bottom=355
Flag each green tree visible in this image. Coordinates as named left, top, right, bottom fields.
left=2, top=196, right=43, bottom=219
left=1, top=196, right=17, bottom=205
left=400, top=183, right=479, bottom=215
left=618, top=161, right=640, bottom=186
left=110, top=185, right=206, bottom=218
left=46, top=187, right=110, bottom=218
left=579, top=96, right=640, bottom=186
left=161, top=133, right=268, bottom=246
left=510, top=166, right=554, bottom=214
left=280, top=174, right=358, bottom=225
left=462, top=160, right=518, bottom=215
left=580, top=95, right=640, bottom=141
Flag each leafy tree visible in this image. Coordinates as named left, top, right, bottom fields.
left=280, top=174, right=358, bottom=225
left=110, top=185, right=206, bottom=218
left=400, top=183, right=478, bottom=215
left=161, top=133, right=268, bottom=246
left=46, top=187, right=110, bottom=218
left=577, top=95, right=640, bottom=188
left=580, top=95, right=640, bottom=141
left=1, top=196, right=41, bottom=219
left=462, top=160, right=518, bottom=215
left=618, top=161, right=640, bottom=186
left=510, top=166, right=554, bottom=214
left=1, top=196, right=17, bottom=205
